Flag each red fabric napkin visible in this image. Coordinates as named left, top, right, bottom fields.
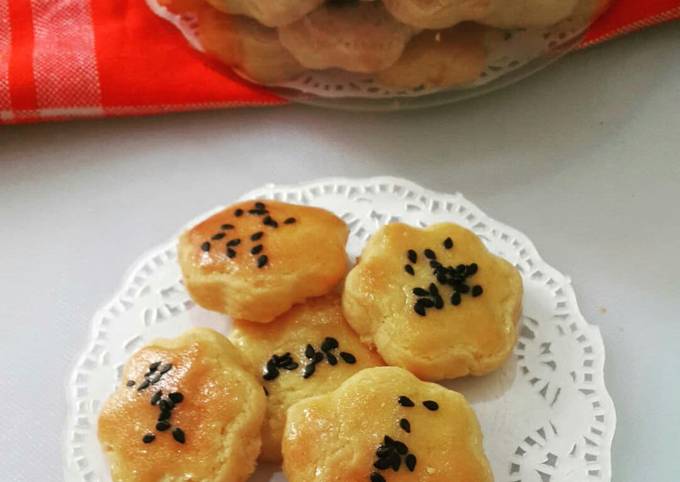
left=1, top=0, right=678, bottom=124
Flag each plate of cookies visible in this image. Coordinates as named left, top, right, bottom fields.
left=64, top=177, right=616, bottom=482
left=149, top=0, right=612, bottom=109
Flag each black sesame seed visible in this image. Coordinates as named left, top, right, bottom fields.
left=394, top=441, right=408, bottom=455
left=263, top=215, right=278, bottom=228
left=137, top=379, right=150, bottom=391
left=126, top=380, right=136, bottom=387
left=303, top=364, right=316, bottom=379
left=456, top=264, right=467, bottom=273
left=376, top=445, right=391, bottom=458
left=283, top=362, right=299, bottom=370
left=434, top=295, right=444, bottom=309
left=305, top=344, right=315, bottom=359
left=326, top=353, right=338, bottom=366
left=273, top=353, right=291, bottom=364
left=159, top=363, right=172, bottom=374
left=467, top=263, right=478, bottom=275
left=169, top=392, right=184, bottom=404
left=148, top=371, right=162, bottom=384
left=414, top=303, right=426, bottom=317
left=235, top=209, right=244, bottom=217
left=211, top=232, right=225, bottom=240
left=407, top=249, right=417, bottom=263
left=419, top=298, right=434, bottom=308
left=429, top=283, right=440, bottom=296
left=424, top=249, right=436, bottom=260
left=399, top=418, right=411, bottom=433
left=404, top=264, right=415, bottom=276
left=156, top=420, right=171, bottom=432
left=172, top=428, right=186, bottom=444
left=250, top=244, right=263, bottom=255
left=436, top=272, right=447, bottom=284
left=284, top=217, right=296, bottom=224
left=142, top=433, right=155, bottom=444
left=457, top=284, right=470, bottom=294
left=221, top=223, right=234, bottom=230
left=423, top=400, right=439, bottom=411
left=227, top=238, right=241, bottom=247
left=430, top=260, right=441, bottom=269
left=370, top=473, right=386, bottom=482
left=250, top=231, right=264, bottom=241
left=149, top=361, right=161, bottom=372
left=313, top=352, right=325, bottom=364
left=340, top=352, right=356, bottom=364
left=444, top=237, right=454, bottom=249
left=472, top=285, right=484, bottom=297
left=398, top=396, right=415, bottom=407
left=226, top=247, right=236, bottom=258
left=150, top=390, right=162, bottom=405
left=390, top=453, right=402, bottom=471
left=255, top=201, right=266, bottom=210
left=201, top=242, right=211, bottom=252
left=257, top=255, right=268, bottom=268
left=451, top=292, right=462, bottom=306
left=158, top=409, right=172, bottom=422
left=384, top=435, right=395, bottom=446
left=405, top=453, right=417, bottom=472
left=374, top=457, right=391, bottom=470
left=321, top=337, right=339, bottom=352
left=249, top=208, right=266, bottom=215
left=263, top=370, right=279, bottom=381
left=413, top=287, right=429, bottom=297
left=158, top=399, right=174, bottom=412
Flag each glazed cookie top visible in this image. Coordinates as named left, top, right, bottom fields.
left=283, top=366, right=493, bottom=482
left=97, top=329, right=266, bottom=482
left=230, top=294, right=384, bottom=462
left=342, top=222, right=522, bottom=380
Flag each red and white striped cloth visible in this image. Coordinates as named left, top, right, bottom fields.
left=1, top=0, right=678, bottom=124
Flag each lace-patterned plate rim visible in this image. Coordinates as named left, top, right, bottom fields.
left=63, top=176, right=617, bottom=482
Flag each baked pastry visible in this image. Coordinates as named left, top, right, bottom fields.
left=98, top=328, right=266, bottom=482
left=342, top=222, right=522, bottom=381
left=375, top=24, right=488, bottom=90
left=278, top=2, right=416, bottom=74
left=481, top=0, right=579, bottom=28
left=230, top=294, right=383, bottom=462
left=382, top=0, right=489, bottom=30
left=178, top=200, right=348, bottom=322
left=205, top=0, right=323, bottom=27
left=283, top=366, right=493, bottom=482
left=197, top=7, right=306, bottom=84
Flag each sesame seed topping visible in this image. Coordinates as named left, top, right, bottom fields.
left=250, top=231, right=264, bottom=241
left=226, top=247, right=236, bottom=258
left=263, top=369, right=279, bottom=381
left=413, top=287, right=429, bottom=297
left=257, top=255, right=268, bottom=268
left=472, top=285, right=484, bottom=297
left=250, top=244, right=263, bottom=255
left=326, top=352, right=338, bottom=365
left=211, top=232, right=225, bottom=240
left=398, top=396, right=415, bottom=407
left=414, top=303, right=426, bottom=317
left=200, top=242, right=211, bottom=252
left=227, top=238, right=241, bottom=247
left=423, top=400, right=439, bottom=411
left=399, top=418, right=411, bottom=433
left=159, top=363, right=173, bottom=374
left=126, top=380, right=135, bottom=387
left=451, top=292, right=462, bottom=306
left=284, top=217, right=296, bottom=224
left=156, top=420, right=171, bottom=432
left=467, top=263, right=478, bottom=275
left=149, top=361, right=161, bottom=372
left=235, top=209, right=244, bottom=217
left=169, top=392, right=184, bottom=404
left=407, top=249, right=417, bottom=263
left=303, top=364, right=316, bottom=379
left=424, top=249, right=436, bottom=260
left=434, top=295, right=444, bottom=309
left=263, top=215, right=278, bottom=228
left=142, top=433, right=155, bottom=444
left=255, top=201, right=266, bottom=210
left=404, top=264, right=415, bottom=276
left=137, top=379, right=150, bottom=391
left=321, top=337, right=339, bottom=352
left=172, top=428, right=186, bottom=444
left=370, top=473, right=386, bottom=482
left=305, top=344, right=315, bottom=359
left=158, top=409, right=172, bottom=422
left=158, top=399, right=174, bottom=412
left=443, top=237, right=453, bottom=249
left=221, top=223, right=234, bottom=230
left=405, top=453, right=417, bottom=471
left=150, top=390, right=162, bottom=405
left=340, top=352, right=356, bottom=364
left=393, top=441, right=408, bottom=455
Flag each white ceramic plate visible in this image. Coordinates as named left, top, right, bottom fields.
left=64, top=176, right=616, bottom=482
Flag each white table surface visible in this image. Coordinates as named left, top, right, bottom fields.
left=1, top=22, right=679, bottom=482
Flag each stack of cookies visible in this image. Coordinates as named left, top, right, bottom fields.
left=158, top=0, right=610, bottom=89
left=98, top=199, right=525, bottom=481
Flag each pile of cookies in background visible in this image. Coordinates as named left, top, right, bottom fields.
left=154, top=0, right=611, bottom=93
left=98, top=199, right=524, bottom=482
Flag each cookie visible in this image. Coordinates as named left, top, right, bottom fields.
left=382, top=0, right=490, bottom=30
left=230, top=294, right=384, bottom=462
left=179, top=200, right=349, bottom=322
left=342, top=222, right=522, bottom=381
left=197, top=7, right=306, bottom=84
left=283, top=366, right=493, bottom=482
left=481, top=0, right=579, bottom=28
left=98, top=328, right=266, bottom=482
left=375, top=24, right=488, bottom=90
left=204, top=0, right=323, bottom=27
left=278, top=2, right=416, bottom=73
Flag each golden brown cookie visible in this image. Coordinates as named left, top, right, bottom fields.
left=230, top=294, right=384, bottom=462
left=205, top=0, right=323, bottom=27
left=278, top=2, right=416, bottom=74
left=375, top=24, right=488, bottom=90
left=482, top=0, right=579, bottom=28
left=342, top=222, right=522, bottom=381
left=197, top=7, right=306, bottom=84
left=98, top=328, right=266, bottom=482
left=178, top=200, right=349, bottom=323
left=283, top=366, right=493, bottom=482
left=382, top=0, right=490, bottom=30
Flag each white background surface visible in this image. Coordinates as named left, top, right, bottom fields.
left=0, top=22, right=678, bottom=482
